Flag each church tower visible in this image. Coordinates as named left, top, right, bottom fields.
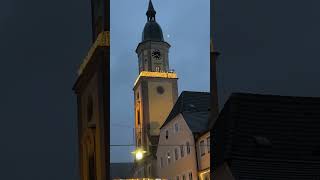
left=133, top=0, right=178, bottom=178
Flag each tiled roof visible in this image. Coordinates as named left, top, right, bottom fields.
left=211, top=92, right=320, bottom=179
left=182, top=111, right=209, bottom=133
left=160, top=91, right=210, bottom=133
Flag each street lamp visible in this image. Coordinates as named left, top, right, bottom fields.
left=131, top=148, right=147, bottom=161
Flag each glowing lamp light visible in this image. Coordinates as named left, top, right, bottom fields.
left=136, top=151, right=143, bottom=160
left=131, top=148, right=147, bottom=161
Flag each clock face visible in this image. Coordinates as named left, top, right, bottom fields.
left=152, top=49, right=162, bottom=60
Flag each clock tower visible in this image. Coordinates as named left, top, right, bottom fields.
left=133, top=0, right=178, bottom=178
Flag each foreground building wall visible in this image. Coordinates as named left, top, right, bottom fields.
left=196, top=131, right=210, bottom=180
left=157, top=114, right=198, bottom=180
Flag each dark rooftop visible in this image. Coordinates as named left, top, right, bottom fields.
left=161, top=91, right=211, bottom=133
left=211, top=92, right=320, bottom=179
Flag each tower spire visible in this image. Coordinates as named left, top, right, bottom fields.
left=146, top=0, right=156, bottom=21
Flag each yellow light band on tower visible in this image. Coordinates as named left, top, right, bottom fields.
left=134, top=71, right=178, bottom=87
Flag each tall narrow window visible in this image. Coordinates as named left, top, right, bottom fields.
left=148, top=165, right=151, bottom=176
left=155, top=66, right=160, bottom=72
left=137, top=110, right=140, bottom=125
left=186, top=142, right=191, bottom=154
left=166, top=130, right=169, bottom=139
left=167, top=151, right=171, bottom=164
left=160, top=157, right=163, bottom=168
left=175, top=148, right=179, bottom=160
left=188, top=172, right=193, bottom=180
left=180, top=145, right=184, bottom=158
left=207, top=137, right=210, bottom=153
left=182, top=174, right=186, bottom=180
left=175, top=123, right=179, bottom=133
left=200, top=140, right=205, bottom=156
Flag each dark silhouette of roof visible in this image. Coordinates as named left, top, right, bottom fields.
left=146, top=0, right=156, bottom=17
left=110, top=162, right=134, bottom=179
left=161, top=91, right=211, bottom=133
left=142, top=0, right=164, bottom=42
left=211, top=92, right=320, bottom=179
left=142, top=22, right=164, bottom=42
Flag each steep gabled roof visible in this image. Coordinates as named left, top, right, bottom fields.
left=160, top=91, right=210, bottom=133
left=182, top=111, right=209, bottom=133
left=211, top=92, right=320, bottom=179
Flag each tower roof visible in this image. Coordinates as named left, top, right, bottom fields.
left=146, top=0, right=156, bottom=17
left=142, top=0, right=164, bottom=42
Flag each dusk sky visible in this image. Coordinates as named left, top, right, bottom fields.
left=1, top=0, right=320, bottom=179
left=213, top=0, right=320, bottom=105
left=110, top=0, right=210, bottom=162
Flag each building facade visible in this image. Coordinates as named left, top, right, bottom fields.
left=157, top=91, right=212, bottom=180
left=73, top=0, right=109, bottom=180
left=157, top=114, right=199, bottom=180
left=196, top=131, right=210, bottom=180
left=133, top=0, right=179, bottom=178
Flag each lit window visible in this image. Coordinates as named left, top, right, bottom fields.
left=186, top=142, right=191, bottom=154
left=175, top=123, right=179, bottom=133
left=180, top=145, right=184, bottom=158
left=207, top=137, right=210, bottom=153
left=174, top=148, right=179, bottom=160
left=155, top=66, right=160, bottom=72
left=200, top=140, right=205, bottom=156
left=167, top=151, right=171, bottom=164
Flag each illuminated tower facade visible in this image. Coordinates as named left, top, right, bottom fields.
left=133, top=0, right=178, bottom=178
